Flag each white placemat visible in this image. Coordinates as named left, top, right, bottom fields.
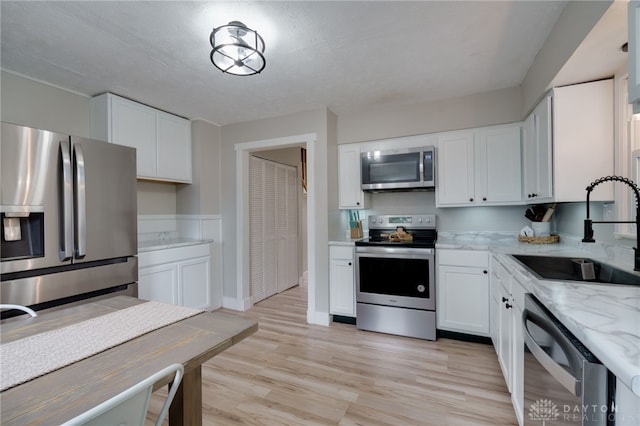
left=0, top=301, right=202, bottom=391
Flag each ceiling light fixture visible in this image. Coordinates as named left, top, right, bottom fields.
left=210, top=21, right=265, bottom=76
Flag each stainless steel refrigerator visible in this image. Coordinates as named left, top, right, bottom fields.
left=1, top=122, right=138, bottom=316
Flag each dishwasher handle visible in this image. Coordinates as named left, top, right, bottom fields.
left=522, top=309, right=582, bottom=397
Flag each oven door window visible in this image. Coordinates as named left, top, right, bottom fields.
left=358, top=256, right=430, bottom=298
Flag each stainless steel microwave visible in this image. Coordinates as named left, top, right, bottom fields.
left=361, top=146, right=435, bottom=191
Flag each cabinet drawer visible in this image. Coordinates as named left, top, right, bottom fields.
left=330, top=245, right=354, bottom=260
left=438, top=249, right=488, bottom=268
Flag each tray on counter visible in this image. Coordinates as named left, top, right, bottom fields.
left=517, top=235, right=560, bottom=244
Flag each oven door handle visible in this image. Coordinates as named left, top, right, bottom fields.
left=522, top=309, right=581, bottom=397
left=355, top=250, right=434, bottom=260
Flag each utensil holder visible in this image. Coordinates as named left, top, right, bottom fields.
left=531, top=221, right=550, bottom=237
left=350, top=220, right=363, bottom=239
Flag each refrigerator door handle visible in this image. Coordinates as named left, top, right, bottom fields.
left=74, top=144, right=87, bottom=258
left=60, top=140, right=74, bottom=261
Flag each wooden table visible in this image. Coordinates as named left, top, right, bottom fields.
left=0, top=296, right=258, bottom=425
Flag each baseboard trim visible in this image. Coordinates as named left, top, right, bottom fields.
left=222, top=296, right=251, bottom=311
left=332, top=315, right=356, bottom=325
left=307, top=310, right=330, bottom=326
left=437, top=329, right=492, bottom=345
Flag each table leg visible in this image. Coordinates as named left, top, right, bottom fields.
left=169, top=366, right=202, bottom=426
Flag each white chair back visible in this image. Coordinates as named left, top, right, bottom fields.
left=61, top=363, right=184, bottom=426
left=0, top=304, right=37, bottom=317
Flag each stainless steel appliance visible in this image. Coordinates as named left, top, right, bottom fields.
left=1, top=122, right=138, bottom=317
left=523, top=294, right=610, bottom=425
left=355, top=214, right=436, bottom=340
left=361, top=146, right=435, bottom=191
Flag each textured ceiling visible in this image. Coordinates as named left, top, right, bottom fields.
left=0, top=1, right=616, bottom=126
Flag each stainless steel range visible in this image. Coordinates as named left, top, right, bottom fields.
left=355, top=214, right=436, bottom=340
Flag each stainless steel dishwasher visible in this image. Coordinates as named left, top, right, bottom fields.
left=523, top=294, right=611, bottom=425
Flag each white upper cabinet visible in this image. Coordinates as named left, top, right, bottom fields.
left=91, top=93, right=192, bottom=183
left=552, top=80, right=614, bottom=202
left=436, top=124, right=521, bottom=207
left=476, top=125, right=522, bottom=203
left=524, top=79, right=614, bottom=203
left=523, top=94, right=553, bottom=202
left=436, top=130, right=475, bottom=205
left=156, top=110, right=192, bottom=182
left=338, top=144, right=368, bottom=209
left=629, top=1, right=640, bottom=113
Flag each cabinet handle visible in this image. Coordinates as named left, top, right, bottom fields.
left=505, top=303, right=513, bottom=309
left=483, top=270, right=488, bottom=274
left=356, top=202, right=360, bottom=205
left=469, top=198, right=474, bottom=202
left=348, top=262, right=352, bottom=266
left=502, top=297, right=508, bottom=302
left=482, top=197, right=487, bottom=201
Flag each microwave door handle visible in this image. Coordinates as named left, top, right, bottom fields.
left=73, top=144, right=86, bottom=258
left=522, top=309, right=581, bottom=397
left=59, top=140, right=73, bottom=261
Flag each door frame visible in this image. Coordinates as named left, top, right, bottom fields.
left=235, top=133, right=318, bottom=323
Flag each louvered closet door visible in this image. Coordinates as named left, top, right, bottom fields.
left=280, top=166, right=298, bottom=292
left=276, top=165, right=288, bottom=294
left=250, top=157, right=265, bottom=303
left=250, top=157, right=299, bottom=303
left=263, top=161, right=278, bottom=299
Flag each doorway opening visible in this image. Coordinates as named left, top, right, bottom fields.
left=249, top=152, right=303, bottom=303
left=235, top=133, right=318, bottom=323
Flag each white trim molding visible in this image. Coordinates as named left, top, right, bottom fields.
left=235, top=133, right=325, bottom=324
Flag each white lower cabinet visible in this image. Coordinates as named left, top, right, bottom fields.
left=329, top=245, right=356, bottom=317
left=615, top=378, right=640, bottom=425
left=510, top=276, right=525, bottom=426
left=138, top=263, right=179, bottom=305
left=139, top=243, right=213, bottom=310
left=491, top=254, right=525, bottom=425
left=436, top=249, right=489, bottom=336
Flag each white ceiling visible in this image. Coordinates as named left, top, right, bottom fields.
left=0, top=1, right=627, bottom=126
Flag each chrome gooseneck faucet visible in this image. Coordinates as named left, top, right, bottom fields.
left=582, top=175, right=640, bottom=271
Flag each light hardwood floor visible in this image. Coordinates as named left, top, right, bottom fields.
left=149, top=285, right=517, bottom=425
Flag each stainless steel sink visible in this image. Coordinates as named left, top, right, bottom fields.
left=510, top=254, right=640, bottom=286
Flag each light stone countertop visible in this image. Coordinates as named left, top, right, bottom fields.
left=437, top=231, right=640, bottom=397
left=138, top=238, right=213, bottom=253
left=328, top=236, right=364, bottom=246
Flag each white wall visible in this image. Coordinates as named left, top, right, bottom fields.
left=1, top=70, right=90, bottom=137
left=337, top=86, right=522, bottom=144
left=1, top=71, right=180, bottom=215
left=176, top=119, right=221, bottom=215
left=520, top=0, right=612, bottom=116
